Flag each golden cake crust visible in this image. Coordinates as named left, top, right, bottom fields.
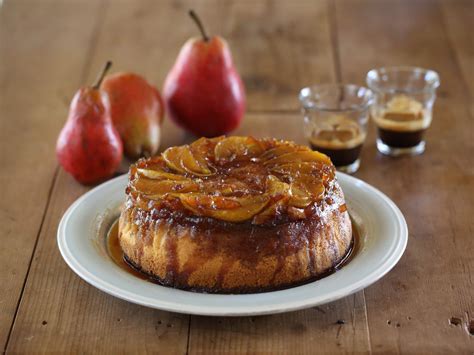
left=118, top=136, right=352, bottom=293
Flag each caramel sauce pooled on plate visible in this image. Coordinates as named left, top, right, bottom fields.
left=107, top=220, right=147, bottom=280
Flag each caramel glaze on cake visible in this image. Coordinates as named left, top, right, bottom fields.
left=118, top=136, right=352, bottom=293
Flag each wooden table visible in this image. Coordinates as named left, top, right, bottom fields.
left=1, top=0, right=473, bottom=353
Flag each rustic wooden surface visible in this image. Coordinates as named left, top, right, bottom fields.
left=1, top=0, right=472, bottom=353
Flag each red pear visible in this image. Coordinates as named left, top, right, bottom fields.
left=101, top=73, right=164, bottom=158
left=163, top=10, right=245, bottom=137
left=56, top=62, right=123, bottom=185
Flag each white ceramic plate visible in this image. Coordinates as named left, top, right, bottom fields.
left=58, top=172, right=407, bottom=316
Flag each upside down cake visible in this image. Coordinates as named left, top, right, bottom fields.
left=118, top=136, right=352, bottom=293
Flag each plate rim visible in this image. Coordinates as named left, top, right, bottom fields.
left=57, top=172, right=408, bottom=316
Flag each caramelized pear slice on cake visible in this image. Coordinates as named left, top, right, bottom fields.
left=162, top=146, right=187, bottom=173
left=201, top=178, right=252, bottom=197
left=179, top=194, right=270, bottom=222
left=296, top=175, right=325, bottom=199
left=163, top=145, right=212, bottom=176
left=214, top=136, right=264, bottom=162
left=250, top=176, right=290, bottom=224
left=264, top=150, right=331, bottom=167
left=266, top=175, right=291, bottom=197
left=190, top=136, right=221, bottom=160
left=271, top=162, right=334, bottom=184
left=137, top=168, right=188, bottom=181
left=288, top=183, right=313, bottom=208
left=287, top=177, right=325, bottom=208
left=259, top=143, right=309, bottom=161
left=134, top=176, right=199, bottom=197
left=180, top=145, right=212, bottom=175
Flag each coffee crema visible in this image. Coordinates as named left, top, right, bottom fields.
left=309, top=115, right=365, bottom=167
left=372, top=95, right=430, bottom=149
left=372, top=95, right=431, bottom=132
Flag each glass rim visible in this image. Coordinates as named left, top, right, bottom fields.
left=366, top=66, right=440, bottom=94
left=298, top=83, right=374, bottom=113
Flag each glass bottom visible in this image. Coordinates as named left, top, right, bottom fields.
left=336, top=158, right=360, bottom=174
left=376, top=139, right=425, bottom=157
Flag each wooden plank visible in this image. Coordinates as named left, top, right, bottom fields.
left=440, top=0, right=474, bottom=95
left=83, top=0, right=335, bottom=112
left=335, top=0, right=474, bottom=353
left=0, top=0, right=103, bottom=349
left=188, top=119, right=370, bottom=354
left=189, top=286, right=370, bottom=354
left=6, top=170, right=190, bottom=354
left=221, top=0, right=336, bottom=111
left=441, top=0, right=474, bottom=114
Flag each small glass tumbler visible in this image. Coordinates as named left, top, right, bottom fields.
left=299, top=84, right=374, bottom=174
left=366, top=66, right=440, bottom=156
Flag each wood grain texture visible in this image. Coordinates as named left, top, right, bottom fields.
left=0, top=0, right=103, bottom=348
left=221, top=0, right=336, bottom=111
left=82, top=0, right=335, bottom=112
left=441, top=0, right=474, bottom=116
left=335, top=0, right=474, bottom=353
left=3, top=0, right=473, bottom=353
left=6, top=170, right=190, bottom=354
left=188, top=286, right=370, bottom=354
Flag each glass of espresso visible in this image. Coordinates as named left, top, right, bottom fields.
left=367, top=67, right=440, bottom=156
left=299, top=84, right=373, bottom=174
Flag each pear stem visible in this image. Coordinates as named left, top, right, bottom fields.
left=92, top=61, right=112, bottom=89
left=189, top=10, right=209, bottom=42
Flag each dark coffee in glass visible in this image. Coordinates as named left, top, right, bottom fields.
left=300, top=84, right=373, bottom=174
left=367, top=67, right=440, bottom=156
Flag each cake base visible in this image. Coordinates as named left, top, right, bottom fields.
left=118, top=204, right=353, bottom=294
left=122, top=234, right=355, bottom=294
